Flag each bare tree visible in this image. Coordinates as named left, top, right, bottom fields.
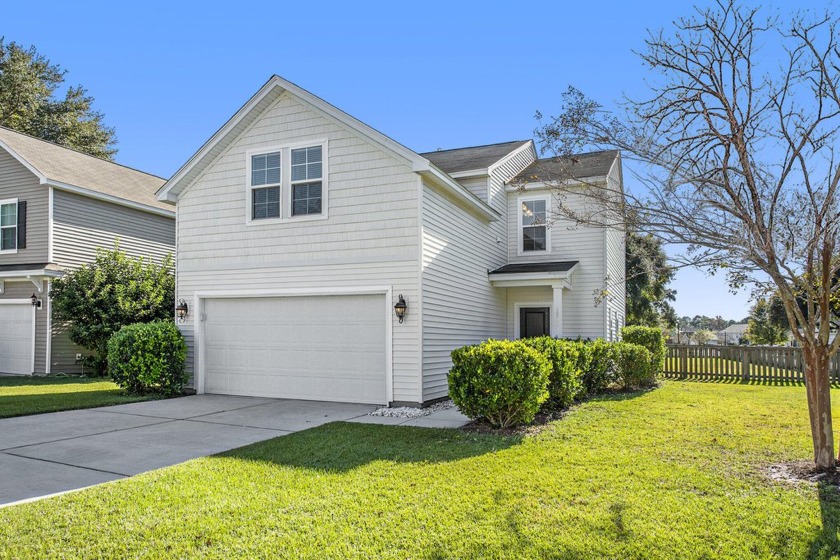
left=534, top=1, right=840, bottom=470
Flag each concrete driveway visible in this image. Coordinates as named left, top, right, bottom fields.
left=0, top=395, right=376, bottom=506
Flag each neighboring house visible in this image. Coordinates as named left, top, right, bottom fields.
left=717, top=323, right=749, bottom=345
left=0, top=126, right=175, bottom=375
left=157, top=75, right=625, bottom=406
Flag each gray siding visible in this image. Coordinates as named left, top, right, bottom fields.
left=0, top=281, right=48, bottom=373
left=52, top=189, right=175, bottom=269
left=456, top=176, right=488, bottom=202
left=50, top=321, right=87, bottom=374
left=174, top=93, right=422, bottom=403
left=0, top=149, right=48, bottom=264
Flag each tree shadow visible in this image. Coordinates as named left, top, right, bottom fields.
left=806, top=483, right=840, bottom=559
left=219, top=421, right=523, bottom=473
left=664, top=376, right=826, bottom=388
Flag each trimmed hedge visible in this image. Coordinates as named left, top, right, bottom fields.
left=449, top=340, right=550, bottom=428
left=521, top=337, right=585, bottom=408
left=107, top=321, right=188, bottom=396
left=582, top=338, right=616, bottom=396
left=621, top=325, right=666, bottom=376
left=613, top=342, right=655, bottom=389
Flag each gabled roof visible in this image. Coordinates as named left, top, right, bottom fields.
left=0, top=126, right=171, bottom=215
left=421, top=140, right=531, bottom=175
left=514, top=150, right=620, bottom=183
left=157, top=75, right=498, bottom=221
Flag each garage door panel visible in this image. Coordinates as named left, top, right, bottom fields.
left=0, top=304, right=33, bottom=374
left=203, top=295, right=387, bottom=404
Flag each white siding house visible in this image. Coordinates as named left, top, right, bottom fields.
left=158, top=75, right=625, bottom=406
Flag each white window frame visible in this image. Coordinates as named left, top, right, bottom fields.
left=245, top=140, right=329, bottom=226
left=0, top=198, right=18, bottom=254
left=517, top=194, right=551, bottom=255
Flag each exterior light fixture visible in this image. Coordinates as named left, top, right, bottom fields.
left=30, top=293, right=41, bottom=308
left=394, top=294, right=407, bottom=323
left=175, top=299, right=189, bottom=323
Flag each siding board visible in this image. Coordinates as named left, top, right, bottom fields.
left=0, top=150, right=48, bottom=264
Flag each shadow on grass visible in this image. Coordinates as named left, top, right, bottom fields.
left=220, top=421, right=523, bottom=472
left=0, top=390, right=154, bottom=419
left=0, top=375, right=96, bottom=387
left=807, top=483, right=840, bottom=559
left=663, top=376, right=821, bottom=388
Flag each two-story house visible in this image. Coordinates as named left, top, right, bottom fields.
left=0, top=127, right=175, bottom=375
left=157, top=75, right=624, bottom=407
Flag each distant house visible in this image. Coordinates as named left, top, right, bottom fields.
left=156, top=75, right=626, bottom=407
left=717, top=323, right=749, bottom=345
left=0, top=127, right=175, bottom=375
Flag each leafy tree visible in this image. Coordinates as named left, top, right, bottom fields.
left=50, top=245, right=174, bottom=375
left=746, top=299, right=789, bottom=346
left=0, top=38, right=116, bottom=159
left=535, top=2, right=840, bottom=469
left=625, top=231, right=677, bottom=328
left=692, top=329, right=717, bottom=345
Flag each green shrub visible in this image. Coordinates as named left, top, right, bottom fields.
left=613, top=342, right=655, bottom=389
left=582, top=338, right=616, bottom=395
left=521, top=337, right=584, bottom=408
left=449, top=340, right=550, bottom=428
left=621, top=326, right=666, bottom=376
left=107, top=321, right=187, bottom=396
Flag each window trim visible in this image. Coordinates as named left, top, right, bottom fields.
left=0, top=197, right=18, bottom=254
left=244, top=140, right=329, bottom=226
left=290, top=145, right=324, bottom=218
left=517, top=194, right=551, bottom=255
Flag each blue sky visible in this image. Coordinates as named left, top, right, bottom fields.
left=5, top=0, right=826, bottom=320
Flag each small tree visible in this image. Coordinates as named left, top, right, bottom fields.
left=536, top=1, right=840, bottom=470
left=693, top=329, right=717, bottom=346
left=50, top=245, right=174, bottom=375
left=626, top=231, right=677, bottom=328
left=746, top=299, right=789, bottom=345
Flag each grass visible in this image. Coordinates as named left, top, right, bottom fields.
left=1, top=381, right=839, bottom=558
left=0, top=375, right=156, bottom=418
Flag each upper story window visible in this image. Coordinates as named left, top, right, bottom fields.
left=246, top=141, right=327, bottom=224
left=250, top=152, right=281, bottom=220
left=0, top=199, right=18, bottom=252
left=291, top=146, right=323, bottom=216
left=520, top=196, right=549, bottom=253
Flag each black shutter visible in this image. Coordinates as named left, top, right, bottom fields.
left=17, top=200, right=26, bottom=249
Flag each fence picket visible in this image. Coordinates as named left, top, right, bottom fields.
left=665, top=345, right=813, bottom=383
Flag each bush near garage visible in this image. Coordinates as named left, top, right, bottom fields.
left=107, top=321, right=187, bottom=396
left=449, top=340, right=550, bottom=428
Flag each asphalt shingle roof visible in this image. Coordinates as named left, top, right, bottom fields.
left=0, top=126, right=170, bottom=212
left=420, top=140, right=531, bottom=174
left=489, top=261, right=579, bottom=274
left=514, top=150, right=619, bottom=183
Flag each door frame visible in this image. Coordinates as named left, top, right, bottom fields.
left=513, top=301, right=552, bottom=339
left=193, top=286, right=393, bottom=403
left=0, top=299, right=36, bottom=374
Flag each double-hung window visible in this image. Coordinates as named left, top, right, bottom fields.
left=0, top=199, right=17, bottom=252
left=291, top=146, right=322, bottom=216
left=521, top=197, right=549, bottom=252
left=247, top=142, right=327, bottom=223
left=250, top=152, right=281, bottom=220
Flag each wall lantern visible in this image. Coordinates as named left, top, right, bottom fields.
left=175, top=299, right=189, bottom=323
left=394, top=294, right=407, bottom=324
left=30, top=293, right=42, bottom=309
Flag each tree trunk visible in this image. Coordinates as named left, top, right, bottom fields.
left=803, top=344, right=835, bottom=471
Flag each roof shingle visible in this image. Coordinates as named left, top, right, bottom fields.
left=514, top=150, right=619, bottom=183
left=0, top=126, right=170, bottom=212
left=420, top=140, right=531, bottom=175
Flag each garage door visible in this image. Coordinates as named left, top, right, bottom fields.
left=203, top=294, right=387, bottom=404
left=0, top=303, right=33, bottom=374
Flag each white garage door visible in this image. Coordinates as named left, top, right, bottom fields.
left=203, top=294, right=387, bottom=404
left=0, top=303, right=33, bottom=374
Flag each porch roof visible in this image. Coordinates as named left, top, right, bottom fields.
left=488, top=261, right=578, bottom=288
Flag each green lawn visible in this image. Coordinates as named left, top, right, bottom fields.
left=1, top=382, right=839, bottom=559
left=0, top=376, right=155, bottom=418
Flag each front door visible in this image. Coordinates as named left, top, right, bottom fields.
left=520, top=307, right=550, bottom=338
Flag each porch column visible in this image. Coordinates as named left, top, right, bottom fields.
left=551, top=284, right=563, bottom=338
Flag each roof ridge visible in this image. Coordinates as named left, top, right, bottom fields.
left=535, top=149, right=619, bottom=161
left=419, top=139, right=530, bottom=155
left=0, top=125, right=166, bottom=182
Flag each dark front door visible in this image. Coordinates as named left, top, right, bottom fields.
left=520, top=307, right=550, bottom=338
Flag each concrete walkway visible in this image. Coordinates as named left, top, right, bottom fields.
left=0, top=395, right=470, bottom=507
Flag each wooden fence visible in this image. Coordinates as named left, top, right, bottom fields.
left=664, top=344, right=840, bottom=383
